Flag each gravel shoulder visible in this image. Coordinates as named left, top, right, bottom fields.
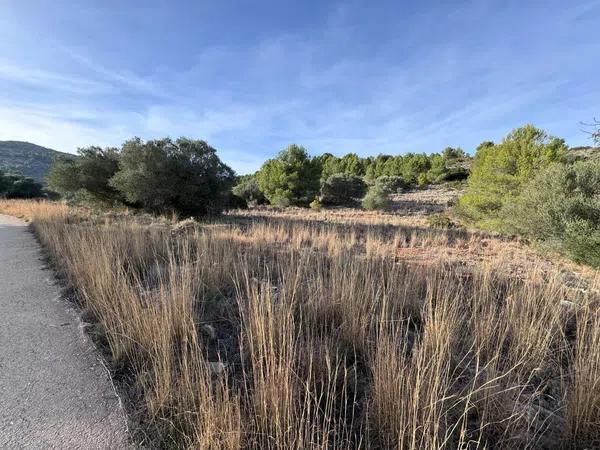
left=0, top=214, right=132, bottom=449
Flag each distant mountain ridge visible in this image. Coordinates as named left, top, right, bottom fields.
left=0, top=140, right=596, bottom=184
left=0, top=141, right=74, bottom=181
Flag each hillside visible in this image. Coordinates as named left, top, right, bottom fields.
left=568, top=145, right=600, bottom=160
left=0, top=141, right=74, bottom=181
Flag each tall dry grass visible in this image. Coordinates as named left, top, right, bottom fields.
left=1, top=199, right=599, bottom=449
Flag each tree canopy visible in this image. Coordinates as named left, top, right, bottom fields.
left=47, top=146, right=122, bottom=203
left=0, top=169, right=44, bottom=198
left=256, top=144, right=320, bottom=206
left=48, top=137, right=235, bottom=217
left=458, top=125, right=567, bottom=226
left=110, top=138, right=235, bottom=216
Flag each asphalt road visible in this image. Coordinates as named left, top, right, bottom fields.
left=0, top=214, right=132, bottom=449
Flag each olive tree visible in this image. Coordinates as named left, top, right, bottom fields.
left=110, top=138, right=235, bottom=216
left=47, top=146, right=122, bottom=203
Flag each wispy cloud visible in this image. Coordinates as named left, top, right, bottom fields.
left=61, top=47, right=162, bottom=96
left=0, top=0, right=598, bottom=173
left=0, top=58, right=111, bottom=95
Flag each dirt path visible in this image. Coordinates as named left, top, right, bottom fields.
left=0, top=215, right=132, bottom=449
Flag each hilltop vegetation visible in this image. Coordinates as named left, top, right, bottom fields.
left=251, top=145, right=469, bottom=207
left=0, top=141, right=74, bottom=181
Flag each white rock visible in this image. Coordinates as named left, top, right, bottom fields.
left=209, top=361, right=227, bottom=375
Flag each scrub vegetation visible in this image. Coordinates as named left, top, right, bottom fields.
left=0, top=198, right=598, bottom=449
left=1, top=122, right=598, bottom=449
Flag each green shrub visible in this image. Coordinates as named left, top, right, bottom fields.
left=320, top=173, right=366, bottom=206
left=503, top=159, right=600, bottom=267
left=269, top=191, right=292, bottom=207
left=232, top=176, right=266, bottom=207
left=426, top=214, right=455, bottom=229
left=458, top=125, right=567, bottom=226
left=309, top=198, right=322, bottom=210
left=374, top=175, right=406, bottom=193
left=362, top=185, right=390, bottom=211
left=416, top=172, right=429, bottom=186
left=564, top=219, right=600, bottom=267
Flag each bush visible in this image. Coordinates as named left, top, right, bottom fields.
left=320, top=173, right=367, bottom=206
left=309, top=198, right=322, bottom=210
left=426, top=214, right=455, bottom=229
left=256, top=144, right=320, bottom=206
left=362, top=185, right=390, bottom=211
left=110, top=138, right=234, bottom=217
left=503, top=159, right=600, bottom=267
left=416, top=172, right=429, bottom=186
left=374, top=176, right=406, bottom=193
left=564, top=219, right=600, bottom=267
left=458, top=125, right=567, bottom=226
left=232, top=176, right=266, bottom=207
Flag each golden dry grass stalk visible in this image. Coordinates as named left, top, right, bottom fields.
left=1, top=199, right=598, bottom=449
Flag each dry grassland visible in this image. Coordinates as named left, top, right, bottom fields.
left=1, top=196, right=598, bottom=449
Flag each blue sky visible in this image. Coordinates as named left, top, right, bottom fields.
left=1, top=1, right=599, bottom=174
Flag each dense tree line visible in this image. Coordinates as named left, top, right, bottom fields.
left=0, top=169, right=44, bottom=198
left=47, top=136, right=471, bottom=213
left=233, top=144, right=470, bottom=207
